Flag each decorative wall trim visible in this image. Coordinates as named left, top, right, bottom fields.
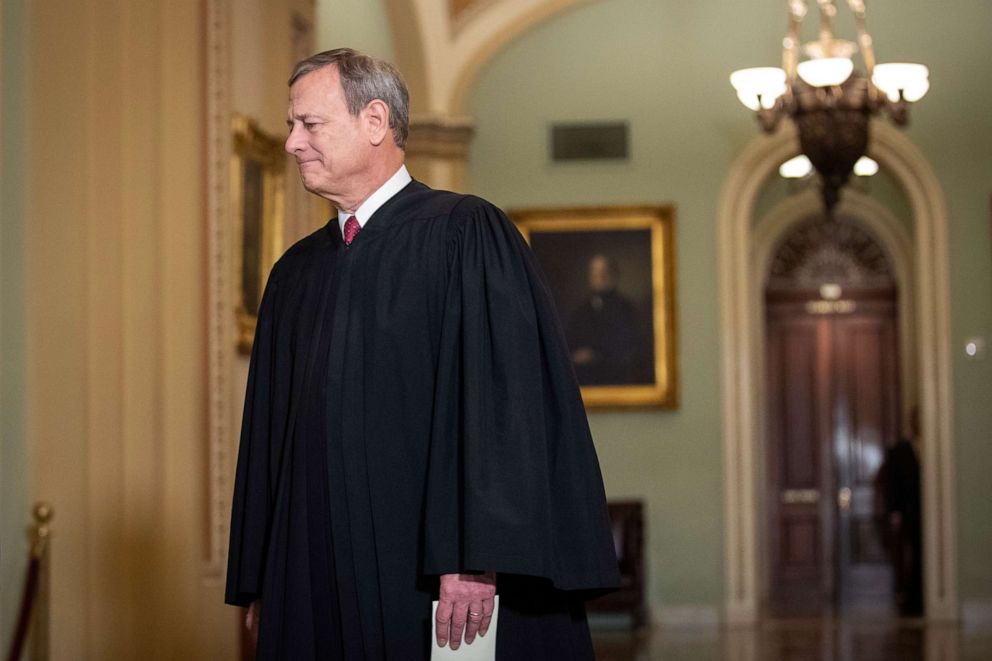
left=287, top=9, right=323, bottom=243
left=407, top=114, right=475, bottom=159
left=205, top=0, right=233, bottom=577
left=873, top=122, right=958, bottom=622
left=717, top=122, right=958, bottom=623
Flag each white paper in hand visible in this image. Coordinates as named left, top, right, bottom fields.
left=431, top=595, right=499, bottom=661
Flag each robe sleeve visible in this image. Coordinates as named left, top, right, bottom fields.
left=225, top=270, right=293, bottom=607
left=423, top=198, right=621, bottom=591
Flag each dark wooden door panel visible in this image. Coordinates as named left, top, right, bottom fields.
left=766, top=315, right=833, bottom=615
left=766, top=301, right=900, bottom=617
left=780, top=321, right=820, bottom=488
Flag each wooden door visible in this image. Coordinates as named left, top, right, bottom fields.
left=765, top=296, right=900, bottom=617
left=766, top=304, right=835, bottom=616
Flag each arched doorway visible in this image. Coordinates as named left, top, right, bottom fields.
left=717, top=123, right=958, bottom=624
left=763, top=213, right=917, bottom=617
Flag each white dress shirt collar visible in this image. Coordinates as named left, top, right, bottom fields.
left=337, top=165, right=412, bottom=237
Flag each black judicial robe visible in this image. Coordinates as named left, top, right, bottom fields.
left=225, top=181, right=620, bottom=660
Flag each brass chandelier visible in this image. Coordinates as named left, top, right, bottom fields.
left=730, top=0, right=929, bottom=212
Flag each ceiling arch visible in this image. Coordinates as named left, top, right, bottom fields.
left=386, top=0, right=603, bottom=116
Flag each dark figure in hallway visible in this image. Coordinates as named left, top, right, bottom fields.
left=877, top=407, right=923, bottom=616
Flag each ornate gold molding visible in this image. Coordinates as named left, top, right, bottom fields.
left=231, top=116, right=286, bottom=355
left=509, top=205, right=679, bottom=410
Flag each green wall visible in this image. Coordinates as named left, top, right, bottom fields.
left=468, top=0, right=751, bottom=611
left=467, top=0, right=992, bottom=613
left=316, top=0, right=394, bottom=61
left=1, top=0, right=29, bottom=644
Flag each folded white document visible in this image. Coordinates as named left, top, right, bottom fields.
left=430, top=595, right=499, bottom=660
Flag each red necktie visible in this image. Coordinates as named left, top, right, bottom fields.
left=344, top=215, right=360, bottom=246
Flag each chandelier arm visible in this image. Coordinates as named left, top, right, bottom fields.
left=815, top=0, right=838, bottom=55
left=846, top=0, right=876, bottom=73
left=783, top=0, right=807, bottom=81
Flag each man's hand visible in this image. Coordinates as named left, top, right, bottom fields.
left=435, top=572, right=496, bottom=649
left=245, top=600, right=260, bottom=647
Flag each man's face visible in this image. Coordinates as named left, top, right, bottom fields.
left=285, top=65, right=371, bottom=203
left=588, top=255, right=616, bottom=293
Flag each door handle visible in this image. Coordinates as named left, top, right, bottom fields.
left=838, top=487, right=852, bottom=510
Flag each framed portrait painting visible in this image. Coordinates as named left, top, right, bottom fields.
left=231, top=115, right=285, bottom=354
left=509, top=205, right=678, bottom=409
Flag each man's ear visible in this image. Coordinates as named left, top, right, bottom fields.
left=363, top=99, right=391, bottom=146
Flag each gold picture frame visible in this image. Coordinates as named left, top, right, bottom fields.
left=231, top=115, right=285, bottom=354
left=509, top=205, right=679, bottom=409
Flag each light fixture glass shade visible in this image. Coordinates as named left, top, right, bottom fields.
left=797, top=57, right=854, bottom=87
left=779, top=154, right=814, bottom=179
left=730, top=67, right=787, bottom=110
left=872, top=63, right=930, bottom=102
left=820, top=283, right=843, bottom=301
left=853, top=156, right=879, bottom=177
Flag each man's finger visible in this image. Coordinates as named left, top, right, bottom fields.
left=479, top=597, right=495, bottom=637
left=448, top=603, right=468, bottom=650
left=246, top=601, right=259, bottom=631
left=435, top=599, right=453, bottom=647
left=464, top=601, right=484, bottom=644
left=246, top=601, right=261, bottom=648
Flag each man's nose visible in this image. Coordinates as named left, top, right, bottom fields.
left=285, top=126, right=302, bottom=155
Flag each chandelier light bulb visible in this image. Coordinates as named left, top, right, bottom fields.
left=872, top=63, right=930, bottom=102
left=730, top=67, right=787, bottom=110
left=779, top=154, right=814, bottom=179
left=853, top=156, right=879, bottom=177
left=796, top=57, right=854, bottom=87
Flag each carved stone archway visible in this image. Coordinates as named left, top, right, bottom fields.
left=381, top=0, right=604, bottom=190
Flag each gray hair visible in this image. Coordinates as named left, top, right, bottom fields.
left=289, top=48, right=410, bottom=149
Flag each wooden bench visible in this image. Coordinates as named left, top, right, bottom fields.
left=588, top=500, right=646, bottom=627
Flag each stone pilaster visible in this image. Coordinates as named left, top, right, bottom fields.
left=405, top=114, right=475, bottom=193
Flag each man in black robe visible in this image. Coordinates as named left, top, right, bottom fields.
left=566, top=254, right=650, bottom=386
left=225, top=48, right=619, bottom=660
